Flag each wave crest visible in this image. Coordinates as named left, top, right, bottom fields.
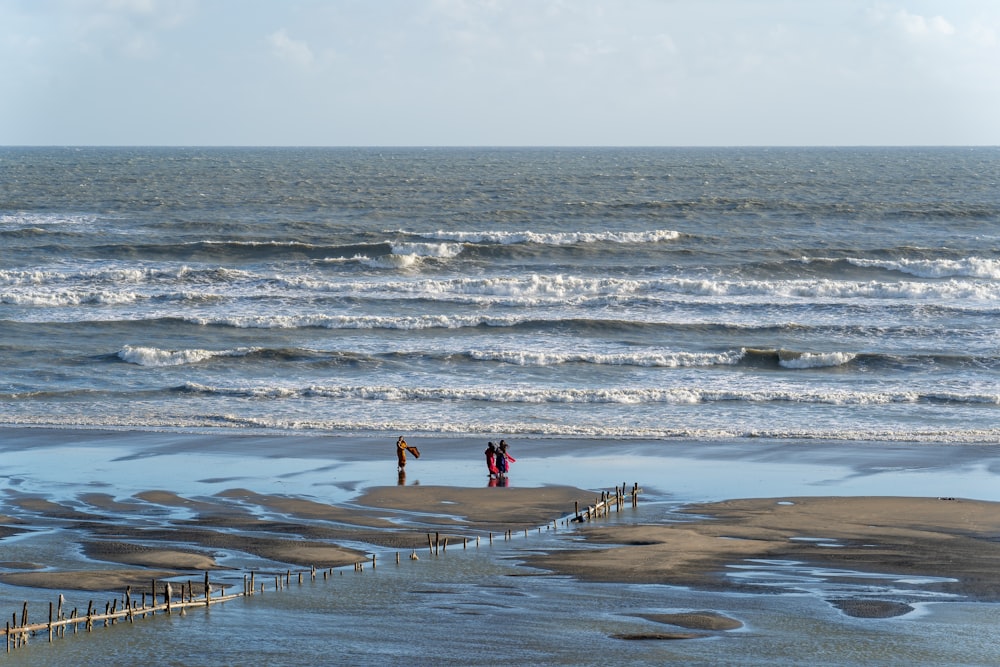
left=406, top=229, right=681, bottom=245
left=778, top=350, right=856, bottom=369
left=118, top=345, right=255, bottom=367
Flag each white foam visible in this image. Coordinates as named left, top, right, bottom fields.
left=118, top=345, right=255, bottom=367
left=6, top=413, right=1000, bottom=444
left=846, top=256, right=1000, bottom=280
left=1, top=289, right=142, bottom=306
left=778, top=351, right=856, bottom=369
left=0, top=212, right=96, bottom=228
left=389, top=242, right=464, bottom=258
left=169, top=382, right=999, bottom=407
left=467, top=349, right=744, bottom=368
left=405, top=229, right=681, bottom=245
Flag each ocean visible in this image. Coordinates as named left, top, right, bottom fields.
left=2, top=146, right=999, bottom=442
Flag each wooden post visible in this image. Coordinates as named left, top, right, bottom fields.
left=205, top=572, right=212, bottom=605
left=250, top=572, right=255, bottom=596
left=165, top=583, right=172, bottom=614
left=396, top=551, right=400, bottom=565
left=125, top=588, right=132, bottom=623
left=48, top=601, right=53, bottom=642
left=427, top=533, right=434, bottom=554
left=86, top=601, right=93, bottom=632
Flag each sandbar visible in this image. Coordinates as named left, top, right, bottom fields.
left=525, top=495, right=1000, bottom=616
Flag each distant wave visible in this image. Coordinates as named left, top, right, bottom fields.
left=0, top=289, right=165, bottom=307
left=117, top=344, right=383, bottom=368
left=122, top=343, right=743, bottom=369
left=388, top=242, right=464, bottom=258
left=117, top=344, right=258, bottom=367
left=7, top=268, right=996, bottom=308
left=175, top=382, right=1000, bottom=406
left=4, top=413, right=1000, bottom=443
left=775, top=350, right=856, bottom=369
left=0, top=265, right=251, bottom=287
left=402, top=229, right=681, bottom=245
left=801, top=256, right=1000, bottom=281
left=246, top=273, right=1000, bottom=304
left=464, top=349, right=745, bottom=368
left=845, top=257, right=1000, bottom=280
left=0, top=212, right=96, bottom=228
left=0, top=289, right=218, bottom=307
left=101, top=343, right=1000, bottom=372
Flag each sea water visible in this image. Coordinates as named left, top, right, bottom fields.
left=2, top=146, right=999, bottom=443
left=3, top=147, right=1000, bottom=665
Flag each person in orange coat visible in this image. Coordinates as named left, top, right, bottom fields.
left=396, top=436, right=419, bottom=470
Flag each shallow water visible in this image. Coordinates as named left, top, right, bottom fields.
left=6, top=534, right=1000, bottom=667
left=3, top=430, right=1000, bottom=665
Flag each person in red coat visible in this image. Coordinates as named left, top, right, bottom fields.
left=485, top=442, right=499, bottom=478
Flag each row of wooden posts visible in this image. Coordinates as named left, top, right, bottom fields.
left=2, top=483, right=640, bottom=657
left=574, top=482, right=642, bottom=522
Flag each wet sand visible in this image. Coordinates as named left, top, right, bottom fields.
left=0, top=481, right=593, bottom=593
left=3, top=428, right=1000, bottom=624
left=526, top=495, right=1000, bottom=616
left=3, top=479, right=1000, bottom=623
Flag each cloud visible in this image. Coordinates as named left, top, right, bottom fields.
left=268, top=28, right=315, bottom=67
left=893, top=9, right=956, bottom=38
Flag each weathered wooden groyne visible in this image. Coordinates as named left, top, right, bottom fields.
left=2, top=483, right=640, bottom=658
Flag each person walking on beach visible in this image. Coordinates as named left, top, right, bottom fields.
left=485, top=442, right=499, bottom=478
left=496, top=440, right=515, bottom=477
left=396, top=436, right=420, bottom=471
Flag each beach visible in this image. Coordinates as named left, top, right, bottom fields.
left=4, top=427, right=1000, bottom=665
left=3, top=146, right=1000, bottom=664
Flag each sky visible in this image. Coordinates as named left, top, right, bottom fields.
left=2, top=0, right=998, bottom=146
